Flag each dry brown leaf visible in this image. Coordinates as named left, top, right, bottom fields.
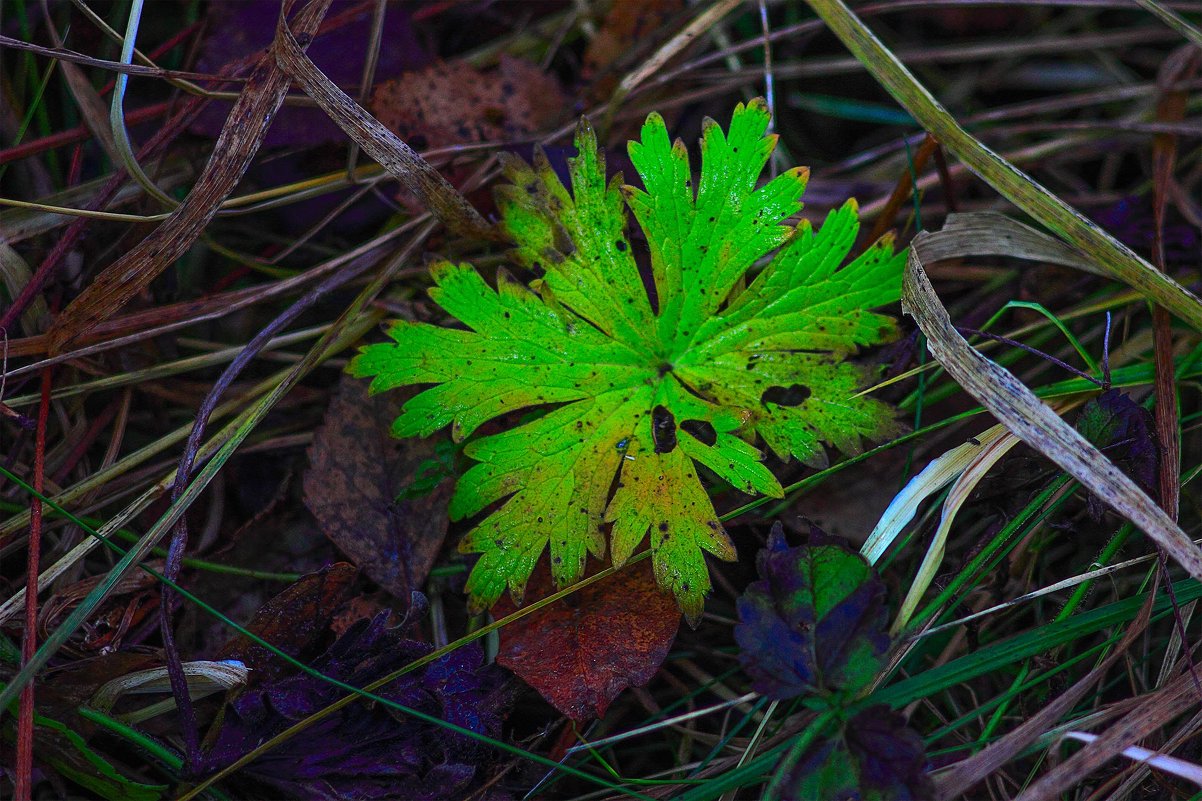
left=492, top=559, right=680, bottom=721
left=303, top=376, right=450, bottom=603
left=371, top=56, right=568, bottom=149
left=581, top=0, right=687, bottom=84
left=273, top=0, right=493, bottom=240
left=218, top=562, right=357, bottom=685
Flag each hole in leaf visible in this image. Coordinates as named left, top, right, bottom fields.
left=761, top=384, right=812, bottom=407
left=680, top=419, right=717, bottom=446
left=652, top=405, right=677, bottom=453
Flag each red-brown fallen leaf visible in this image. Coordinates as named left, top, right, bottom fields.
left=370, top=55, right=567, bottom=150
left=330, top=594, right=393, bottom=637
left=492, top=559, right=680, bottom=721
left=304, top=376, right=451, bottom=603
left=583, top=0, right=685, bottom=83
left=219, top=562, right=357, bottom=684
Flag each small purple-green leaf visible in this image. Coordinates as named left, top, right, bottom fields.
left=783, top=707, right=930, bottom=801
left=735, top=523, right=889, bottom=698
left=1075, top=389, right=1158, bottom=519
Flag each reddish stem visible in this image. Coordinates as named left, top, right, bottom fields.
left=14, top=368, right=53, bottom=801
left=0, top=103, right=170, bottom=165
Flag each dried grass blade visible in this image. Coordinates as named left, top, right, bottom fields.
left=804, top=0, right=1202, bottom=333
left=43, top=1, right=332, bottom=354
left=917, top=212, right=1103, bottom=276
left=934, top=583, right=1158, bottom=799
left=891, top=427, right=1022, bottom=634
left=0, top=313, right=372, bottom=717
left=606, top=0, right=743, bottom=120
left=1135, top=0, right=1202, bottom=49
left=1149, top=45, right=1197, bottom=520
left=1062, top=732, right=1202, bottom=787
left=0, top=243, right=50, bottom=334
left=39, top=14, right=119, bottom=164
left=273, top=0, right=493, bottom=240
left=903, top=231, right=1202, bottom=581
left=861, top=423, right=1006, bottom=566
left=1015, top=668, right=1202, bottom=801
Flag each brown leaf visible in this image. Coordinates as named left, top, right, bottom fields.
left=304, top=375, right=451, bottom=602
left=219, top=562, right=357, bottom=683
left=582, top=0, right=685, bottom=94
left=371, top=55, right=568, bottom=149
left=492, top=559, right=680, bottom=721
left=274, top=3, right=494, bottom=239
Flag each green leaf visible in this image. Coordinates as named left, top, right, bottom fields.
left=350, top=99, right=905, bottom=620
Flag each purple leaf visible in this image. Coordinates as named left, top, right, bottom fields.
left=783, top=706, right=930, bottom=801
left=190, top=0, right=427, bottom=148
left=735, top=523, right=890, bottom=699
left=1075, top=389, right=1158, bottom=519
left=199, top=614, right=513, bottom=800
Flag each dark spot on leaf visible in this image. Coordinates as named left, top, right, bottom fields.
left=680, top=419, right=717, bottom=446
left=761, top=384, right=812, bottom=407
left=652, top=406, right=677, bottom=453
left=658, top=522, right=669, bottom=532
left=616, top=240, right=627, bottom=252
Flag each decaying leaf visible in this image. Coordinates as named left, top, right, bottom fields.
left=735, top=522, right=889, bottom=699
left=200, top=614, right=512, bottom=801
left=304, top=376, right=451, bottom=602
left=218, top=563, right=357, bottom=684
left=582, top=0, right=685, bottom=97
left=273, top=3, right=494, bottom=240
left=492, top=559, right=680, bottom=721
left=371, top=56, right=568, bottom=150
left=350, top=99, right=905, bottom=620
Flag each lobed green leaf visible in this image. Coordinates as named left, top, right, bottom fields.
left=350, top=99, right=906, bottom=619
